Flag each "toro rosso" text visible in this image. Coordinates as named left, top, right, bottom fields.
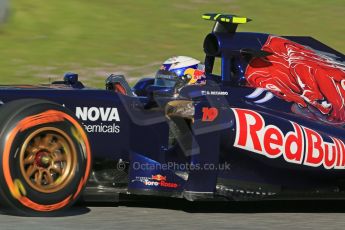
left=232, top=108, right=345, bottom=170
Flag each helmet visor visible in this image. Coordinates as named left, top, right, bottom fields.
left=154, top=70, right=179, bottom=88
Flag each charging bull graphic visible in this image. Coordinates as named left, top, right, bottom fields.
left=184, top=68, right=206, bottom=85
left=245, top=36, right=345, bottom=123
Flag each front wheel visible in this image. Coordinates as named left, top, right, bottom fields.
left=0, top=99, right=92, bottom=216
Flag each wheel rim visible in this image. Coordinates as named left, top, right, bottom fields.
left=19, top=127, right=77, bottom=193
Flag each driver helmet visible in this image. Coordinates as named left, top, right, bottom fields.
left=154, top=56, right=206, bottom=88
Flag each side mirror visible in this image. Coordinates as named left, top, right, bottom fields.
left=240, top=48, right=273, bottom=62
left=105, top=74, right=134, bottom=96
left=64, top=72, right=79, bottom=84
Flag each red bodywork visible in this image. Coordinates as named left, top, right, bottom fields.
left=245, top=36, right=345, bottom=123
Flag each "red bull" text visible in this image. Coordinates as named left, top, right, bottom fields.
left=232, top=108, right=345, bottom=170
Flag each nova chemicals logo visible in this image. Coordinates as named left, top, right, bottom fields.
left=76, top=107, right=120, bottom=133
left=76, top=107, right=120, bottom=122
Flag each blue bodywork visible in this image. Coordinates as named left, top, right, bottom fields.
left=1, top=14, right=345, bottom=201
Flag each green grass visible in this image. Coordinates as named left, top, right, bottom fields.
left=0, top=0, right=344, bottom=87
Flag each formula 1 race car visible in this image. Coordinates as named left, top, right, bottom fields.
left=0, top=13, right=344, bottom=216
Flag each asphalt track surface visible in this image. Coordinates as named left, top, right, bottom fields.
left=1, top=197, right=345, bottom=230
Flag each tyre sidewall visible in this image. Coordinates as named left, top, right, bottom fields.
left=0, top=100, right=91, bottom=215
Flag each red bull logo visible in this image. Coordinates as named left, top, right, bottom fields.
left=232, top=108, right=345, bottom=170
left=184, top=68, right=206, bottom=85
left=151, top=174, right=167, bottom=181
left=245, top=36, right=345, bottom=123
